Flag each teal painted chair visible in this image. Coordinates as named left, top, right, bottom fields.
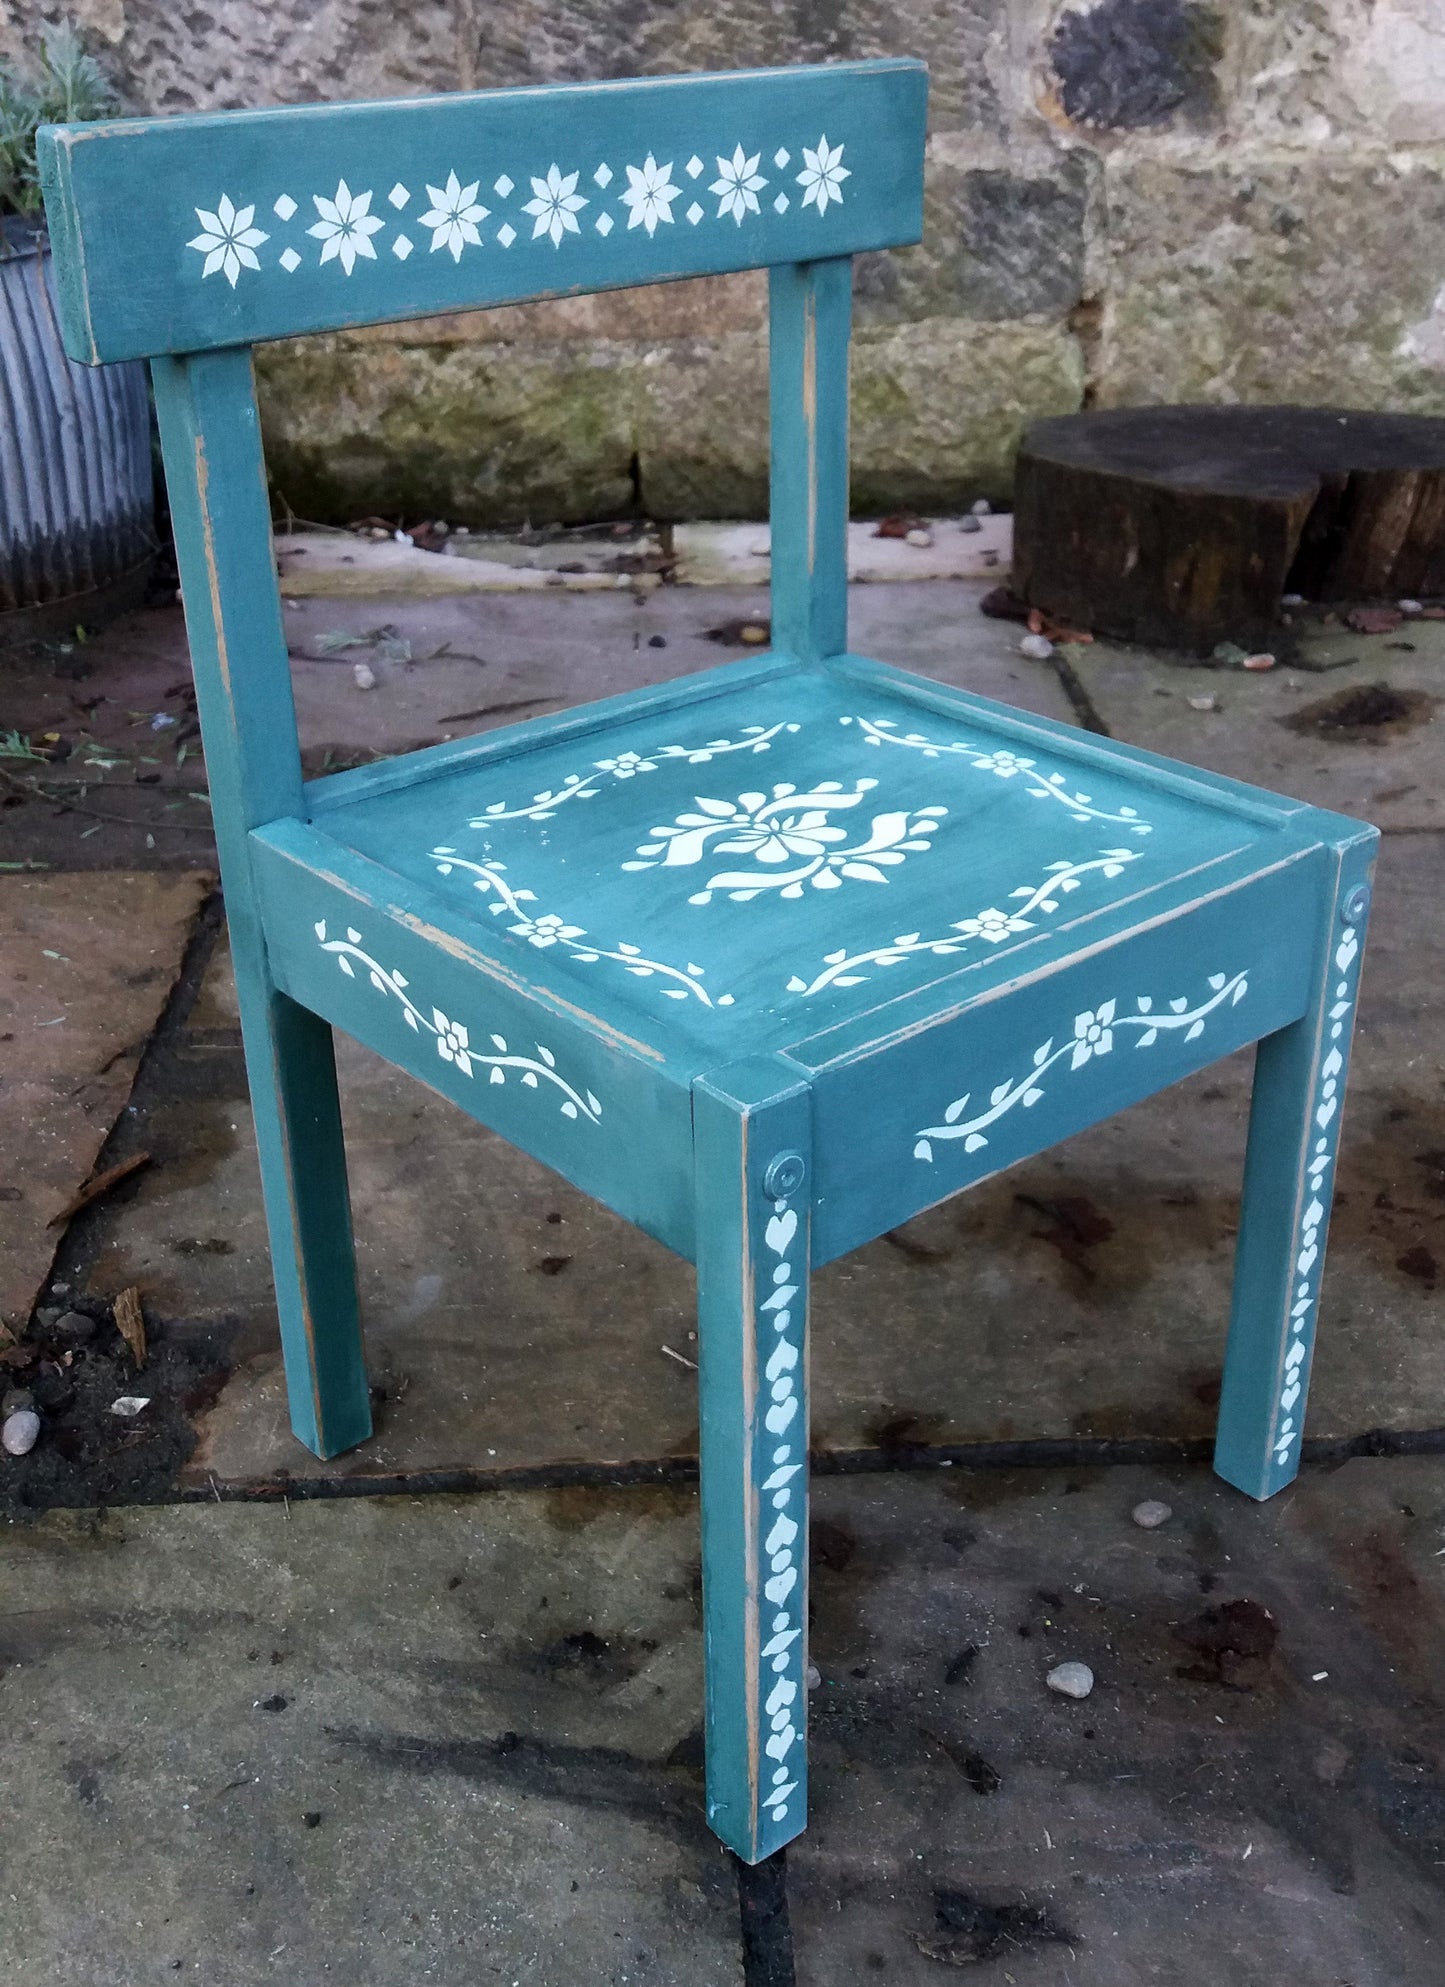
left=41, top=61, right=1376, bottom=1863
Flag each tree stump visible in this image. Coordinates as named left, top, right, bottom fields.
left=1013, top=406, right=1445, bottom=652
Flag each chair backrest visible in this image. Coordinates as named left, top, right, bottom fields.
left=37, top=62, right=927, bottom=849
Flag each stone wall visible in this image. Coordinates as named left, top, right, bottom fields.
left=7, top=0, right=1445, bottom=521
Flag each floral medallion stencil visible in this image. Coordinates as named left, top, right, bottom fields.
left=623, top=780, right=946, bottom=904
left=314, top=921, right=601, bottom=1123
left=913, top=967, right=1249, bottom=1162
left=184, top=131, right=855, bottom=284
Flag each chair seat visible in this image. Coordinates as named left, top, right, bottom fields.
left=304, top=651, right=1308, bottom=1070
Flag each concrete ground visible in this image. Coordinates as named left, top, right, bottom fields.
left=2, top=568, right=1442, bottom=1982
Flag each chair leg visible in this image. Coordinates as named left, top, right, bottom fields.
left=1215, top=852, right=1374, bottom=1501
left=234, top=966, right=372, bottom=1460
left=694, top=1063, right=812, bottom=1863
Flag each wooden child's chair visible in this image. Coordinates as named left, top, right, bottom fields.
left=41, top=60, right=1376, bottom=1862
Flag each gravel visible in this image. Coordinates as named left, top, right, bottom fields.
left=1046, top=1661, right=1095, bottom=1700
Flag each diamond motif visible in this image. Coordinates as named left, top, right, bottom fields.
left=686, top=155, right=704, bottom=178
left=392, top=233, right=414, bottom=260
left=773, top=192, right=789, bottom=214
left=273, top=193, right=297, bottom=221
left=594, top=163, right=613, bottom=188
left=774, top=148, right=791, bottom=169
left=497, top=222, right=517, bottom=247
left=494, top=174, right=514, bottom=198
left=278, top=246, right=301, bottom=272
left=595, top=211, right=614, bottom=237
left=686, top=201, right=704, bottom=225
left=388, top=182, right=410, bottom=209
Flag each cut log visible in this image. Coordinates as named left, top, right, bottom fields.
left=1013, top=405, right=1445, bottom=652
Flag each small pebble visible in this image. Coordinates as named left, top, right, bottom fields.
left=109, top=1395, right=151, bottom=1418
left=392, top=529, right=414, bottom=547
left=1281, top=592, right=1306, bottom=607
left=806, top=1664, right=822, bottom=1692
left=1046, top=1661, right=1094, bottom=1700
left=53, top=1309, right=97, bottom=1343
left=1132, top=1498, right=1173, bottom=1529
left=352, top=661, right=376, bottom=691
left=1188, top=693, right=1218, bottom=712
left=2, top=1409, right=41, bottom=1457
left=647, top=634, right=667, bottom=648
left=739, top=622, right=769, bottom=645
left=367, top=526, right=389, bottom=540
left=959, top=515, right=982, bottom=533
left=1398, top=598, right=1423, bottom=616
left=905, top=527, right=933, bottom=548
left=1241, top=652, right=1276, bottom=672
left=1019, top=633, right=1054, bottom=660
left=453, top=525, right=470, bottom=537
left=432, top=520, right=449, bottom=536
left=971, top=497, right=992, bottom=516
left=2, top=1388, right=34, bottom=1416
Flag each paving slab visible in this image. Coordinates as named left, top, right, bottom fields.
left=2, top=1459, right=1441, bottom=1983
left=791, top=1457, right=1445, bottom=1985
left=0, top=870, right=210, bottom=1333
left=1070, top=625, right=1444, bottom=833
left=0, top=1490, right=741, bottom=1987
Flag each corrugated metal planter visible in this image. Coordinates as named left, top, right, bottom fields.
left=0, top=230, right=155, bottom=639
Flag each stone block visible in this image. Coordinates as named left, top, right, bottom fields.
left=1098, top=148, right=1445, bottom=411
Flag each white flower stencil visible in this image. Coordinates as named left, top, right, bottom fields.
left=523, top=164, right=587, bottom=246
left=418, top=171, right=488, bottom=261
left=307, top=181, right=384, bottom=274
left=797, top=136, right=850, bottom=213
left=187, top=195, right=269, bottom=286
left=620, top=155, right=680, bottom=236
left=711, top=145, right=767, bottom=223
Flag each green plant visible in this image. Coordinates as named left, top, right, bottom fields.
left=0, top=20, right=117, bottom=220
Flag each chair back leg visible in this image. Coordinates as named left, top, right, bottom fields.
left=695, top=1062, right=813, bottom=1862
left=1215, top=842, right=1375, bottom=1499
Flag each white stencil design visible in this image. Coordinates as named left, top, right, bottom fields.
left=623, top=780, right=946, bottom=904
left=913, top=969, right=1249, bottom=1161
left=522, top=163, right=588, bottom=246
left=314, top=921, right=601, bottom=1123
left=711, top=144, right=767, bottom=222
left=467, top=723, right=801, bottom=824
left=307, top=180, right=384, bottom=273
left=1270, top=918, right=1363, bottom=1470
left=840, top=717, right=1153, bottom=835
left=620, top=155, right=680, bottom=236
left=186, top=195, right=269, bottom=287
left=755, top=1164, right=806, bottom=1830
left=797, top=136, right=850, bottom=213
left=786, top=848, right=1140, bottom=996
left=430, top=853, right=737, bottom=1007
left=418, top=171, right=488, bottom=261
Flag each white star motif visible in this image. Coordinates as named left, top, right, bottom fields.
left=797, top=136, right=850, bottom=214
left=710, top=145, right=766, bottom=224
left=522, top=164, right=587, bottom=247
left=306, top=180, right=384, bottom=275
left=619, top=154, right=679, bottom=237
left=186, top=194, right=269, bottom=288
left=418, top=171, right=489, bottom=262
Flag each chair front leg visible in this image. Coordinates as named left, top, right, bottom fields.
left=1215, top=842, right=1375, bottom=1500
left=694, top=1064, right=812, bottom=1864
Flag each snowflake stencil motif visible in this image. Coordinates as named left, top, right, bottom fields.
left=620, top=155, right=679, bottom=236
left=187, top=195, right=269, bottom=287
left=523, top=164, right=587, bottom=246
left=797, top=136, right=850, bottom=214
left=710, top=145, right=766, bottom=223
left=418, top=171, right=489, bottom=261
left=307, top=181, right=385, bottom=274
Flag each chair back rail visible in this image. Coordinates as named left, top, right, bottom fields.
left=38, top=61, right=926, bottom=365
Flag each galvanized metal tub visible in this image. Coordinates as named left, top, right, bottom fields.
left=0, top=231, right=155, bottom=638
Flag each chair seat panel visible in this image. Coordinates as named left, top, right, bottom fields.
left=249, top=820, right=698, bottom=1257
left=319, top=658, right=1294, bottom=1065
left=804, top=843, right=1328, bottom=1262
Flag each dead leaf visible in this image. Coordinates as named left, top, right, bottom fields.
left=113, top=1286, right=146, bottom=1369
